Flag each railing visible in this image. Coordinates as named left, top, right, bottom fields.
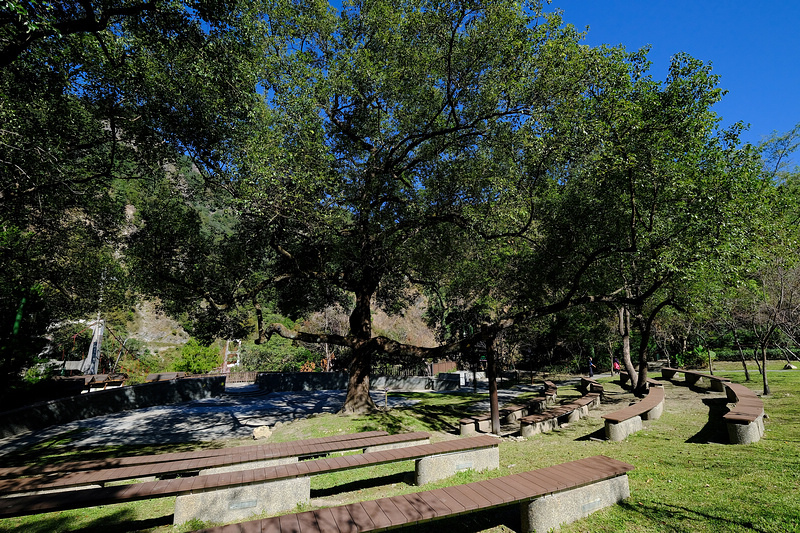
left=225, top=371, right=259, bottom=384
left=432, top=361, right=458, bottom=374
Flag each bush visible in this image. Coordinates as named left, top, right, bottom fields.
left=238, top=338, right=317, bottom=372
left=675, top=345, right=714, bottom=369
left=171, top=339, right=221, bottom=374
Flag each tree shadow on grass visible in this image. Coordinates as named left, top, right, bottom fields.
left=575, top=426, right=607, bottom=441
left=686, top=398, right=730, bottom=444
left=0, top=430, right=211, bottom=472
left=619, top=500, right=773, bottom=532
left=0, top=508, right=172, bottom=533
left=396, top=503, right=519, bottom=533
left=355, top=398, right=483, bottom=436
left=311, top=471, right=411, bottom=498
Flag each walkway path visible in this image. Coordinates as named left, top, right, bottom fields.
left=0, top=379, right=579, bottom=455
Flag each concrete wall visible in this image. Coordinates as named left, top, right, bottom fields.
left=0, top=376, right=225, bottom=438
left=255, top=372, right=349, bottom=392
left=255, top=372, right=461, bottom=393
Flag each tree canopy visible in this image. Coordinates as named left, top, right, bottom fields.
left=1, top=0, right=778, bottom=412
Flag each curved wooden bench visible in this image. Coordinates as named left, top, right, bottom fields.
left=661, top=367, right=730, bottom=391
left=519, top=393, right=600, bottom=438
left=459, top=397, right=548, bottom=436
left=191, top=455, right=635, bottom=533
left=724, top=383, right=765, bottom=444
left=460, top=382, right=556, bottom=435
left=145, top=372, right=187, bottom=382
left=0, top=435, right=500, bottom=525
left=602, top=385, right=665, bottom=441
left=579, top=377, right=604, bottom=395
left=619, top=370, right=662, bottom=390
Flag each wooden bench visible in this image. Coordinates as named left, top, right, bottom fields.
left=0, top=435, right=500, bottom=526
left=519, top=393, right=600, bottom=438
left=723, top=383, right=765, bottom=444
left=661, top=367, right=730, bottom=391
left=0, top=432, right=431, bottom=494
left=619, top=370, right=661, bottom=390
left=459, top=381, right=556, bottom=436
left=190, top=455, right=635, bottom=533
left=543, top=380, right=558, bottom=404
left=579, top=376, right=604, bottom=395
left=0, top=430, right=391, bottom=478
left=459, top=398, right=547, bottom=436
left=602, top=384, right=665, bottom=441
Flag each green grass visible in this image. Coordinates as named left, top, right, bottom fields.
left=1, top=369, right=799, bottom=532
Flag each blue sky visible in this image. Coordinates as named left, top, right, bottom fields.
left=550, top=1, right=800, bottom=148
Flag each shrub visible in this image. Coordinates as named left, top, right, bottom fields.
left=171, top=339, right=221, bottom=374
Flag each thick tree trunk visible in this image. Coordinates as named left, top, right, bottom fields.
left=482, top=328, right=500, bottom=435
left=341, top=342, right=375, bottom=414
left=618, top=305, right=638, bottom=385
left=761, top=344, right=771, bottom=396
left=341, top=288, right=378, bottom=414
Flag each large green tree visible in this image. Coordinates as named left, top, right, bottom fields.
left=0, top=0, right=262, bottom=381
left=125, top=0, right=767, bottom=421
left=235, top=0, right=607, bottom=414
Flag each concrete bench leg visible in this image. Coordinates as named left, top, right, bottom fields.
left=173, top=476, right=310, bottom=526
left=727, top=415, right=765, bottom=445
left=415, top=447, right=499, bottom=485
left=661, top=369, right=677, bottom=380
left=710, top=380, right=727, bottom=392
left=685, top=374, right=702, bottom=386
left=476, top=419, right=492, bottom=432
left=521, top=418, right=559, bottom=437
left=641, top=402, right=664, bottom=421
left=520, top=474, right=630, bottom=533
left=605, top=416, right=643, bottom=441
left=460, top=422, right=478, bottom=436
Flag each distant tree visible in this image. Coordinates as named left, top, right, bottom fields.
left=172, top=339, right=221, bottom=374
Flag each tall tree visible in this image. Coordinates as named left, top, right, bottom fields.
left=0, top=0, right=263, bottom=381
left=236, top=0, right=600, bottom=413
left=129, top=1, right=766, bottom=419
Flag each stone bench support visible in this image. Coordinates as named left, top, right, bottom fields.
left=521, top=473, right=631, bottom=533
left=174, top=476, right=309, bottom=525
left=415, top=446, right=500, bottom=486
left=727, top=417, right=765, bottom=445
left=605, top=416, right=644, bottom=442
left=724, top=383, right=765, bottom=445
left=603, top=386, right=665, bottom=441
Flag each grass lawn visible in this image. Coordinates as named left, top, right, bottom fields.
left=1, top=365, right=798, bottom=533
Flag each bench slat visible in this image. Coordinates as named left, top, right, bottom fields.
left=602, top=387, right=665, bottom=423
